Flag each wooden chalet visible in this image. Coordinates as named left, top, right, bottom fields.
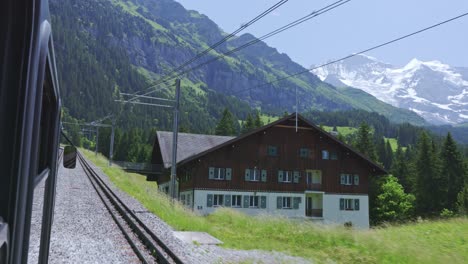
left=150, top=113, right=386, bottom=228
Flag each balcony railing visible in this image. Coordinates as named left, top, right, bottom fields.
left=306, top=183, right=322, bottom=191
left=306, top=209, right=323, bottom=217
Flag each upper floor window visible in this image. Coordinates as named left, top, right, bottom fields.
left=340, top=198, right=360, bottom=211
left=340, top=174, right=359, bottom=185
left=299, top=148, right=311, bottom=158
left=278, top=170, right=300, bottom=183
left=322, top=150, right=329, bottom=160
left=209, top=167, right=232, bottom=180
left=245, top=168, right=267, bottom=182
left=330, top=152, right=338, bottom=160
left=306, top=170, right=322, bottom=184
left=268, top=145, right=278, bottom=156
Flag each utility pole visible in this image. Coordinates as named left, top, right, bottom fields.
left=95, top=126, right=99, bottom=156
left=170, top=79, right=181, bottom=200
left=109, top=118, right=115, bottom=166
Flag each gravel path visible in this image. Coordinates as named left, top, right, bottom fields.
left=29, top=159, right=139, bottom=263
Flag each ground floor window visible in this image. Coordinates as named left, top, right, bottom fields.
left=232, top=195, right=242, bottom=207
left=180, top=194, right=186, bottom=205
left=340, top=198, right=360, bottom=211
left=213, top=194, right=224, bottom=207
left=282, top=197, right=292, bottom=209
left=249, top=196, right=259, bottom=207
left=277, top=196, right=301, bottom=209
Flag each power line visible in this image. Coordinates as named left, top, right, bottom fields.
left=127, top=0, right=350, bottom=101
left=152, top=0, right=351, bottom=87
left=127, top=0, right=289, bottom=101
left=230, top=11, right=468, bottom=96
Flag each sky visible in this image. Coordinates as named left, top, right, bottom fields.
left=175, top=0, right=468, bottom=68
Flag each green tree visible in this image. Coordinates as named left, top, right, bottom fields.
left=391, top=144, right=414, bottom=193
left=215, top=108, right=236, bottom=136
left=254, top=110, right=263, bottom=128
left=355, top=122, right=378, bottom=161
left=456, top=184, right=468, bottom=215
left=372, top=175, right=415, bottom=224
left=415, top=132, right=442, bottom=214
left=440, top=132, right=466, bottom=210
left=242, top=113, right=256, bottom=134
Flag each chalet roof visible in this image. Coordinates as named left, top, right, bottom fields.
left=175, top=113, right=387, bottom=175
left=156, top=131, right=234, bottom=168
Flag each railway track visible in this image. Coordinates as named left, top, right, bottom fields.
left=77, top=152, right=184, bottom=264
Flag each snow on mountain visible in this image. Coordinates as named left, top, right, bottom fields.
left=313, top=55, right=468, bottom=125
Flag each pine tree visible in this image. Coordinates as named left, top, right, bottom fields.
left=385, top=140, right=394, bottom=169
left=241, top=113, right=255, bottom=134
left=377, top=137, right=387, bottom=167
left=254, top=110, right=263, bottom=128
left=355, top=122, right=378, bottom=162
left=391, top=144, right=413, bottom=193
left=415, top=132, right=442, bottom=214
left=215, top=108, right=236, bottom=136
left=440, top=132, right=466, bottom=210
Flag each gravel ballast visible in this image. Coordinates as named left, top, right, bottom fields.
left=29, top=154, right=312, bottom=263
left=28, top=160, right=139, bottom=263
left=86, top=159, right=312, bottom=264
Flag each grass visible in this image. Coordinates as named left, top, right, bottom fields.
left=81, top=148, right=468, bottom=263
left=323, top=126, right=357, bottom=137
left=110, top=0, right=167, bottom=32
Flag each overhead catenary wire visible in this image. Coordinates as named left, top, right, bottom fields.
left=149, top=0, right=351, bottom=88
left=229, top=11, right=468, bottom=96
left=126, top=0, right=289, bottom=102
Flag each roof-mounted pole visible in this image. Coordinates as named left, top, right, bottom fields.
left=295, top=86, right=298, bottom=132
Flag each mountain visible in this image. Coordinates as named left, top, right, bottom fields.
left=50, top=0, right=427, bottom=133
left=313, top=55, right=468, bottom=125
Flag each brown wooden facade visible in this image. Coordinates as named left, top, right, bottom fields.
left=153, top=114, right=386, bottom=195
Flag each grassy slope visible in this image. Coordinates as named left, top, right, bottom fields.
left=81, top=149, right=468, bottom=264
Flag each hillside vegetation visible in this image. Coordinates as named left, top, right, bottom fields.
left=51, top=0, right=426, bottom=136
left=82, top=149, right=468, bottom=264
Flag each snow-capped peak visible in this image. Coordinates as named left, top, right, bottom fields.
left=312, top=54, right=468, bottom=125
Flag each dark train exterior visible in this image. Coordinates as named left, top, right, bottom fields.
left=1, top=0, right=63, bottom=263
left=152, top=114, right=386, bottom=228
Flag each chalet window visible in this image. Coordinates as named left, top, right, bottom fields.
left=322, top=150, right=329, bottom=160
left=249, top=196, right=259, bottom=208
left=180, top=194, right=186, bottom=205
left=330, top=152, right=338, bottom=160
left=268, top=145, right=278, bottom=156
left=209, top=167, right=232, bottom=180
left=340, top=174, right=359, bottom=185
left=299, top=148, right=310, bottom=158
left=307, top=170, right=322, bottom=184
left=245, top=168, right=267, bottom=182
left=213, top=194, right=224, bottom=207
left=340, top=198, right=360, bottom=211
left=186, top=194, right=191, bottom=206
left=278, top=170, right=300, bottom=183
left=277, top=196, right=301, bottom=209
left=231, top=195, right=242, bottom=207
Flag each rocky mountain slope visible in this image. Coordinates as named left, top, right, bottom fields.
left=313, top=55, right=468, bottom=125
left=51, top=0, right=427, bottom=131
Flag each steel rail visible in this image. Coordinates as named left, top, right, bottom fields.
left=77, top=153, right=183, bottom=264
